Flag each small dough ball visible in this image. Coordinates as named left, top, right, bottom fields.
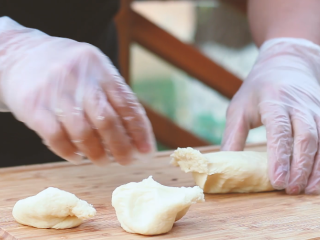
left=171, top=147, right=274, bottom=193
left=12, top=187, right=96, bottom=229
left=112, top=176, right=204, bottom=235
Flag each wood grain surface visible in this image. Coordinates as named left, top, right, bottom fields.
left=1, top=143, right=320, bottom=240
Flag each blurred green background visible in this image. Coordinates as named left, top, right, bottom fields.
left=130, top=1, right=266, bottom=150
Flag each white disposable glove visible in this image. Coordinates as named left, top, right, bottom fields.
left=0, top=17, right=155, bottom=166
left=222, top=37, right=320, bottom=194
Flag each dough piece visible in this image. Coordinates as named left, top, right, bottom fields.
left=12, top=187, right=96, bottom=229
left=112, top=176, right=204, bottom=235
left=171, top=147, right=274, bottom=193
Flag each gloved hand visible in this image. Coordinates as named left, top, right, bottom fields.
left=221, top=37, right=320, bottom=195
left=0, top=17, right=155, bottom=166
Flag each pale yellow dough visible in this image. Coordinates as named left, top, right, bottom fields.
left=112, top=176, right=204, bottom=235
left=171, top=147, right=274, bottom=193
left=12, top=187, right=96, bottom=229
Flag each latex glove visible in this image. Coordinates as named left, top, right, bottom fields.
left=222, top=38, right=320, bottom=195
left=0, top=17, right=155, bottom=166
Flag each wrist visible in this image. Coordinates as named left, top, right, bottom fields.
left=0, top=16, right=23, bottom=33
left=260, top=37, right=320, bottom=53
left=254, top=37, right=320, bottom=83
left=0, top=17, right=30, bottom=112
left=0, top=17, right=48, bottom=112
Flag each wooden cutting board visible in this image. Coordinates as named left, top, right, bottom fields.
left=1, top=143, right=320, bottom=240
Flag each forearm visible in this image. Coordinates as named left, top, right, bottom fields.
left=248, top=0, right=320, bottom=47
left=0, top=16, right=20, bottom=111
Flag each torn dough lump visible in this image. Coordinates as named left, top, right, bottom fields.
left=12, top=187, right=96, bottom=229
left=112, top=176, right=204, bottom=235
left=171, top=147, right=274, bottom=193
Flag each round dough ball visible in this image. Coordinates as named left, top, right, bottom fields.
left=12, top=187, right=96, bottom=229
left=112, top=176, right=204, bottom=235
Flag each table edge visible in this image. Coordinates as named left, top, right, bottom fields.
left=0, top=142, right=267, bottom=174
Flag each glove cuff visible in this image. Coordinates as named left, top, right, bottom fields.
left=260, top=37, right=320, bottom=53
left=0, top=16, right=26, bottom=34
left=257, top=38, right=320, bottom=84
left=0, top=17, right=26, bottom=111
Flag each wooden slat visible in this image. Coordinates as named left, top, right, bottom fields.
left=114, top=0, right=134, bottom=84
left=143, top=104, right=210, bottom=149
left=130, top=10, right=243, bottom=99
